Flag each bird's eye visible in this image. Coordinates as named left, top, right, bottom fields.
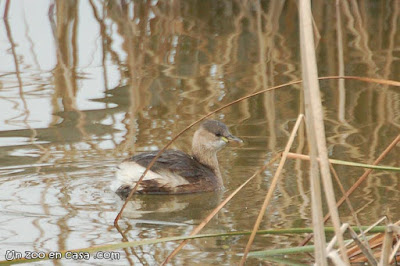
left=215, top=133, right=222, bottom=137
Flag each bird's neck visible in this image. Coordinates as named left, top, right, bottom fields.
left=192, top=147, right=223, bottom=186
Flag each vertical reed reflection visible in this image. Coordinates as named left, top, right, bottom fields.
left=0, top=1, right=399, bottom=264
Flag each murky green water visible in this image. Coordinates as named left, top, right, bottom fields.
left=1, top=0, right=399, bottom=265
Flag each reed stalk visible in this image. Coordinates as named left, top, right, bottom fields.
left=0, top=226, right=389, bottom=265
left=239, top=114, right=304, bottom=265
left=299, top=0, right=349, bottom=264
left=380, top=225, right=400, bottom=265
left=161, top=153, right=282, bottom=265
left=299, top=134, right=400, bottom=246
left=113, top=75, right=400, bottom=224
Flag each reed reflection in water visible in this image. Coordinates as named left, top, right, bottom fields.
left=0, top=0, right=399, bottom=264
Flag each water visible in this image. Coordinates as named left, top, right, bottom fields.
left=0, top=0, right=399, bottom=265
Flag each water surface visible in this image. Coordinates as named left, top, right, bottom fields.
left=1, top=0, right=399, bottom=265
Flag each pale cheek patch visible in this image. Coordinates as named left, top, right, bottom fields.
left=217, top=139, right=227, bottom=149
left=201, top=136, right=226, bottom=151
left=110, top=161, right=190, bottom=192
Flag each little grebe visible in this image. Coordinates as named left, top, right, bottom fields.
left=111, top=120, right=242, bottom=198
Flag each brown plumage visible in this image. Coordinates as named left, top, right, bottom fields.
left=111, top=120, right=242, bottom=198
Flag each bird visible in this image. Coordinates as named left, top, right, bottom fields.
left=111, top=120, right=242, bottom=198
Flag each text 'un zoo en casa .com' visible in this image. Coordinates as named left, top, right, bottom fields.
left=4, top=250, right=121, bottom=262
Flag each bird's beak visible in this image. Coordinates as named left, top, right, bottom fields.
left=224, top=134, right=243, bottom=144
